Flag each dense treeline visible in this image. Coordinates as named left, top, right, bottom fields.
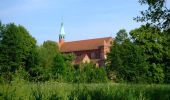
left=107, top=25, right=170, bottom=83
left=0, top=21, right=169, bottom=84
left=107, top=0, right=170, bottom=83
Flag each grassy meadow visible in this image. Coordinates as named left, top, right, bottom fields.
left=0, top=79, right=170, bottom=100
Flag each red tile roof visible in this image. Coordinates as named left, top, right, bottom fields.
left=60, top=37, right=112, bottom=52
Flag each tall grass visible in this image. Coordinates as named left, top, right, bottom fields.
left=0, top=80, right=170, bottom=100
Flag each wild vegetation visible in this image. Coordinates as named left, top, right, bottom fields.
left=0, top=0, right=170, bottom=99
left=0, top=80, right=170, bottom=100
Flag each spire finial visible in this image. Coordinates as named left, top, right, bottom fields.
left=61, top=17, right=64, bottom=26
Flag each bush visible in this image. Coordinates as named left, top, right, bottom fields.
left=70, top=63, right=108, bottom=83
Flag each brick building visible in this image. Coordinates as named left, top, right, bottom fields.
left=58, top=22, right=113, bottom=66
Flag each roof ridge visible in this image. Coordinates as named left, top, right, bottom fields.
left=65, top=36, right=112, bottom=43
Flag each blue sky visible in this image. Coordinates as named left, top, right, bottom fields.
left=1, top=0, right=169, bottom=44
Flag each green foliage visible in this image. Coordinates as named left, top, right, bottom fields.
left=52, top=53, right=67, bottom=76
left=1, top=82, right=170, bottom=100
left=62, top=53, right=75, bottom=62
left=49, top=62, right=108, bottom=83
left=115, top=29, right=128, bottom=44
left=135, top=0, right=169, bottom=29
left=108, top=25, right=166, bottom=83
left=108, top=38, right=148, bottom=83
left=82, top=63, right=108, bottom=83
left=12, top=67, right=30, bottom=82
left=162, top=29, right=170, bottom=83
left=130, top=25, right=165, bottom=83
left=135, top=0, right=170, bottom=83
left=70, top=63, right=108, bottom=83
left=38, top=40, right=59, bottom=68
left=0, top=23, right=36, bottom=82
left=28, top=40, right=60, bottom=81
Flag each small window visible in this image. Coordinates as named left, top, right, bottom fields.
left=96, top=52, right=100, bottom=59
left=91, top=52, right=95, bottom=59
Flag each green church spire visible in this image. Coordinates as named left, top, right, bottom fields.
left=59, top=22, right=65, bottom=41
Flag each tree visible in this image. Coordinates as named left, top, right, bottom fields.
left=135, top=0, right=170, bottom=29
left=38, top=40, right=59, bottom=68
left=115, top=29, right=128, bottom=44
left=0, top=23, right=36, bottom=81
left=52, top=53, right=67, bottom=76
left=43, top=40, right=59, bottom=51
left=135, top=0, right=170, bottom=83
left=130, top=24, right=164, bottom=83
left=27, top=40, right=60, bottom=81
left=162, top=29, right=170, bottom=83
left=107, top=26, right=166, bottom=83
left=107, top=39, right=148, bottom=83
left=18, top=26, right=37, bottom=70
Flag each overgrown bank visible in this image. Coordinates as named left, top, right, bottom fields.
left=0, top=80, right=170, bottom=100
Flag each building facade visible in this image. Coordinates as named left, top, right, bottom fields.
left=58, top=22, right=113, bottom=66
